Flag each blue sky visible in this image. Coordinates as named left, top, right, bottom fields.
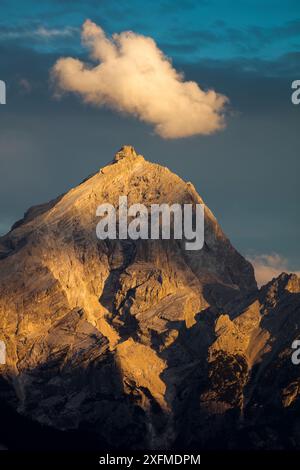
left=1, top=0, right=300, bottom=62
left=0, top=0, right=299, bottom=281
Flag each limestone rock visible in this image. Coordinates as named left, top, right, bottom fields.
left=0, top=146, right=299, bottom=450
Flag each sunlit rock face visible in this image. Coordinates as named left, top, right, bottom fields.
left=0, top=147, right=299, bottom=450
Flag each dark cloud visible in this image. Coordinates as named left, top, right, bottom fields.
left=159, top=0, right=206, bottom=13
left=172, top=19, right=300, bottom=56
left=226, top=20, right=300, bottom=54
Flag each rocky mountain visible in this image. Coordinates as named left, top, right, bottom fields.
left=0, top=146, right=299, bottom=450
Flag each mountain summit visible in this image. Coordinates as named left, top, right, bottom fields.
left=0, top=147, right=299, bottom=450
left=113, top=145, right=140, bottom=161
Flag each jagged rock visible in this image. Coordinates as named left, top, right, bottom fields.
left=0, top=146, right=299, bottom=450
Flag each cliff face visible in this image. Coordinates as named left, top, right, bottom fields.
left=0, top=146, right=299, bottom=450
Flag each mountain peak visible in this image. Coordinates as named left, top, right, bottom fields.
left=260, top=272, right=300, bottom=297
left=0, top=145, right=260, bottom=449
left=114, top=145, right=140, bottom=162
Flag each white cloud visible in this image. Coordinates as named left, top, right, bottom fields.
left=248, top=253, right=300, bottom=287
left=34, top=26, right=78, bottom=39
left=0, top=26, right=78, bottom=41
left=51, top=20, right=228, bottom=139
